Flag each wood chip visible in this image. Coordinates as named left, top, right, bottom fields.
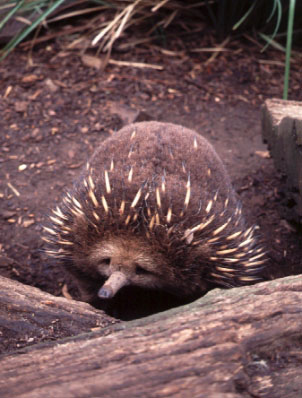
left=22, top=74, right=39, bottom=83
left=22, top=219, right=35, bottom=228
left=68, top=162, right=83, bottom=169
left=4, top=86, right=12, bottom=98
left=255, top=150, right=270, bottom=159
left=29, top=90, right=42, bottom=100
left=7, top=182, right=20, bottom=197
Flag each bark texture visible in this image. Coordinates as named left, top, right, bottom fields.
left=0, top=275, right=117, bottom=354
left=1, top=275, right=302, bottom=398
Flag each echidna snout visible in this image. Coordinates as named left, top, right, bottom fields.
left=44, top=121, right=267, bottom=305
left=98, top=272, right=128, bottom=299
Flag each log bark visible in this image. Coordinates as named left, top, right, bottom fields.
left=262, top=98, right=302, bottom=222
left=1, top=275, right=302, bottom=398
left=0, top=276, right=117, bottom=354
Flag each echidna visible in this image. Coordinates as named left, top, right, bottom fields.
left=44, top=121, right=266, bottom=303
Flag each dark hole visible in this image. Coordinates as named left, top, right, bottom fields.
left=92, top=286, right=202, bottom=321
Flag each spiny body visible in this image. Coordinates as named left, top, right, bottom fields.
left=44, top=121, right=266, bottom=302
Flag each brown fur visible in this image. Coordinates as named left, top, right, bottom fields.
left=44, top=121, right=266, bottom=302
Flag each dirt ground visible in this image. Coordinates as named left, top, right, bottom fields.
left=0, top=32, right=301, bottom=322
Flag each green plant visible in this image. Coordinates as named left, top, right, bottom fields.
left=0, top=0, right=66, bottom=60
left=283, top=0, right=296, bottom=100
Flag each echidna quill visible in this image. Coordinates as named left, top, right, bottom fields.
left=44, top=121, right=266, bottom=303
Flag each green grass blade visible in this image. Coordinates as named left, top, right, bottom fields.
left=266, top=0, right=278, bottom=23
left=261, top=0, right=282, bottom=52
left=283, top=0, right=296, bottom=100
left=232, top=1, right=256, bottom=31
left=259, top=32, right=285, bottom=51
left=0, top=0, right=25, bottom=31
left=90, top=0, right=113, bottom=5
left=0, top=0, right=66, bottom=60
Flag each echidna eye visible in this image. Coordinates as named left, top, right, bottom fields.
left=135, top=264, right=149, bottom=275
left=101, top=258, right=111, bottom=266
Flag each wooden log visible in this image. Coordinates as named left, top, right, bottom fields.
left=1, top=275, right=302, bottom=398
left=0, top=276, right=117, bottom=354
left=262, top=98, right=302, bottom=222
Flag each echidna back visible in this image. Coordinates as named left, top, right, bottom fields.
left=82, top=121, right=238, bottom=230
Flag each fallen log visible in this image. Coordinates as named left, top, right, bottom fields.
left=0, top=275, right=117, bottom=354
left=262, top=98, right=302, bottom=222
left=1, top=275, right=302, bottom=398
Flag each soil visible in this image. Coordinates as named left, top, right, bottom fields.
left=0, top=32, right=301, bottom=322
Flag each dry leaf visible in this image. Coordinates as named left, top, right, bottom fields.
left=22, top=74, right=39, bottom=83
left=15, top=101, right=28, bottom=112
left=45, top=78, right=59, bottom=92
left=81, top=54, right=102, bottom=70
